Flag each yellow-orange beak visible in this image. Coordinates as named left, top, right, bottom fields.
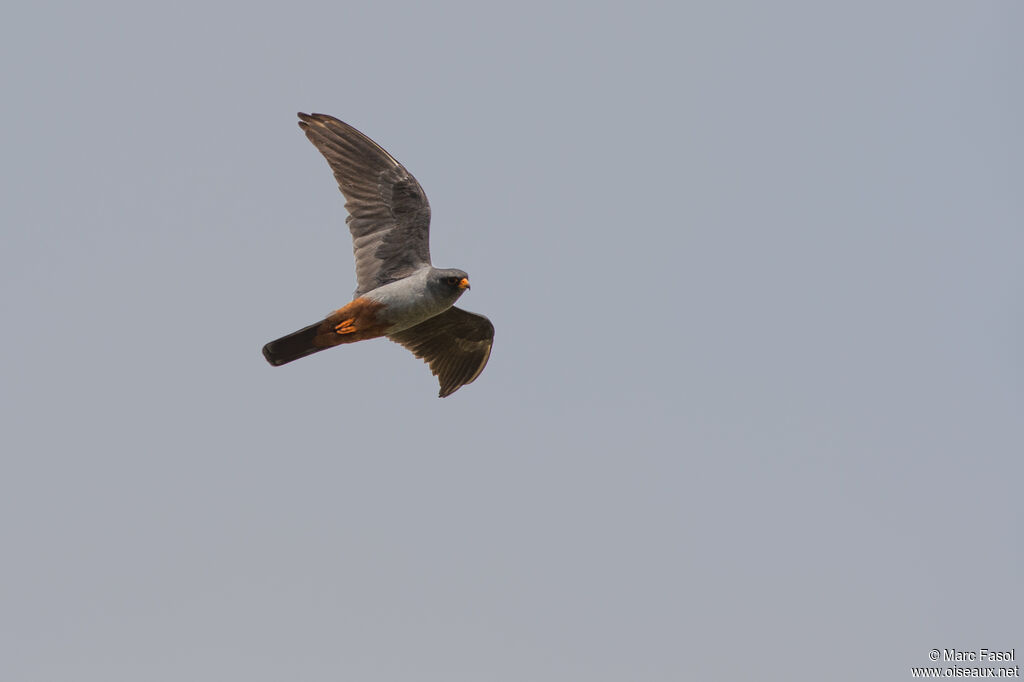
left=458, top=277, right=470, bottom=290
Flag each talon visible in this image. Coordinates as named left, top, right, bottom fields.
left=334, top=318, right=357, bottom=334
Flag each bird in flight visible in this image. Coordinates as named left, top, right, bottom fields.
left=262, top=113, right=494, bottom=397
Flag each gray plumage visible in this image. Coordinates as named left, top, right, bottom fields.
left=390, top=306, right=495, bottom=398
left=299, top=112, right=432, bottom=297
left=265, top=113, right=494, bottom=397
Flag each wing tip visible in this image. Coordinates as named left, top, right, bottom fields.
left=297, top=112, right=340, bottom=129
left=436, top=342, right=493, bottom=398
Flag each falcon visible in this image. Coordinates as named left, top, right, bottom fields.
left=262, top=113, right=494, bottom=397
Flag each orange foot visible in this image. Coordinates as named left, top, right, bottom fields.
left=334, top=318, right=357, bottom=334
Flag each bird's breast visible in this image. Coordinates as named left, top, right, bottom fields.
left=365, top=276, right=453, bottom=333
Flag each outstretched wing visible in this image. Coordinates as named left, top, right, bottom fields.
left=298, top=113, right=432, bottom=295
left=388, top=307, right=494, bottom=397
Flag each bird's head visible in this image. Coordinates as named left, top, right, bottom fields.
left=429, top=268, right=471, bottom=302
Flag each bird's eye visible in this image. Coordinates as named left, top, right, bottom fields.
left=447, top=277, right=459, bottom=286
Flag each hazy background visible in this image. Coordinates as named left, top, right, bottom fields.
left=2, top=1, right=1021, bottom=680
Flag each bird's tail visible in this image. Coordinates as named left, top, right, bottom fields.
left=262, top=321, right=332, bottom=366
left=263, top=299, right=391, bottom=366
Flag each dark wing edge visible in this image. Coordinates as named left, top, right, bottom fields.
left=297, top=113, right=432, bottom=294
left=388, top=307, right=495, bottom=397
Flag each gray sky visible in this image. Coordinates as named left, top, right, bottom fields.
left=2, top=1, right=1021, bottom=680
